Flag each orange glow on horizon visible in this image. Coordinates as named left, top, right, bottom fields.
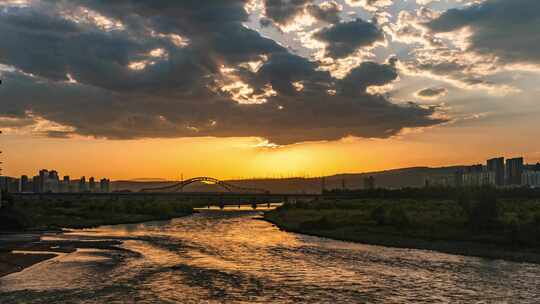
left=3, top=121, right=540, bottom=181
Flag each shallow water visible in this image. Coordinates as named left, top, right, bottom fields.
left=1, top=210, right=540, bottom=303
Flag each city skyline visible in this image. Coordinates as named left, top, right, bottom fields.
left=1, top=0, right=540, bottom=180
left=427, top=155, right=540, bottom=188
left=4, top=154, right=540, bottom=182
left=0, top=156, right=540, bottom=193
left=1, top=167, right=111, bottom=194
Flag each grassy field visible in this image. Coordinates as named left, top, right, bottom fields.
left=0, top=197, right=202, bottom=230
left=265, top=196, right=540, bottom=262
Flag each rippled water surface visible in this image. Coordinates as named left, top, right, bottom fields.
left=2, top=210, right=540, bottom=303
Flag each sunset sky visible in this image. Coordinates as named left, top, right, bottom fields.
left=1, top=0, right=539, bottom=180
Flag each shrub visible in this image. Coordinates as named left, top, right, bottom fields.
left=468, top=190, right=500, bottom=231
left=388, top=206, right=410, bottom=228
left=505, top=215, right=521, bottom=247
left=370, top=206, right=387, bottom=226
left=457, top=192, right=471, bottom=216
left=0, top=209, right=30, bottom=230
left=299, top=216, right=333, bottom=230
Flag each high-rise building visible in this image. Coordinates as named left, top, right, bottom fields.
left=47, top=170, right=60, bottom=193
left=39, top=169, right=48, bottom=193
left=20, top=175, right=30, bottom=192
left=100, top=178, right=111, bottom=193
left=49, top=170, right=59, bottom=180
left=522, top=170, right=540, bottom=188
left=0, top=176, right=9, bottom=193
left=79, top=176, right=87, bottom=192
left=0, top=176, right=20, bottom=193
left=60, top=176, right=70, bottom=193
left=506, top=157, right=524, bottom=186
left=89, top=177, right=96, bottom=192
left=32, top=176, right=40, bottom=193
left=462, top=164, right=492, bottom=187
left=487, top=157, right=505, bottom=186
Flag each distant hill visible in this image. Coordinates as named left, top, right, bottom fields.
left=124, top=178, right=169, bottom=182
left=111, top=166, right=467, bottom=194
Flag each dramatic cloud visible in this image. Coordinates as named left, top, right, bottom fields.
left=339, top=60, right=398, bottom=96
left=313, top=18, right=384, bottom=58
left=262, top=0, right=310, bottom=26
left=415, top=87, right=448, bottom=100
left=346, top=0, right=393, bottom=12
left=427, top=0, right=540, bottom=65
left=0, top=0, right=446, bottom=144
left=390, top=6, right=519, bottom=96
left=306, top=1, right=342, bottom=24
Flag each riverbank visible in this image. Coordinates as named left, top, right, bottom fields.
left=0, top=197, right=201, bottom=278
left=0, top=232, right=127, bottom=278
left=0, top=211, right=192, bottom=278
left=0, top=252, right=57, bottom=277
left=0, top=197, right=199, bottom=231
left=265, top=199, right=540, bottom=264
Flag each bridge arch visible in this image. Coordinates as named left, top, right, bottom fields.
left=178, top=177, right=233, bottom=192
left=140, top=177, right=268, bottom=194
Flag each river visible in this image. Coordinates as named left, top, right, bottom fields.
left=1, top=209, right=540, bottom=303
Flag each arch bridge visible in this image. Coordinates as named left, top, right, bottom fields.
left=140, top=177, right=269, bottom=194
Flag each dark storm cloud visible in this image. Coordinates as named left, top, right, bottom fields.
left=313, top=18, right=384, bottom=58
left=262, top=0, right=310, bottom=25
left=252, top=52, right=332, bottom=95
left=0, top=1, right=445, bottom=144
left=339, top=60, right=398, bottom=96
left=0, top=115, right=35, bottom=128
left=427, top=0, right=540, bottom=64
left=261, top=0, right=342, bottom=28
left=0, top=7, right=178, bottom=91
left=416, top=87, right=448, bottom=99
left=306, top=1, right=341, bottom=24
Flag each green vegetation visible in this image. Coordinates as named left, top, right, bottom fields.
left=0, top=195, right=199, bottom=230
left=266, top=190, right=540, bottom=262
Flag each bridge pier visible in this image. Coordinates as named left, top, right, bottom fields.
left=219, top=195, right=225, bottom=210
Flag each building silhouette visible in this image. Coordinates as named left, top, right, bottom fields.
left=462, top=164, right=494, bottom=187
left=1, top=167, right=111, bottom=194
left=523, top=171, right=540, bottom=188
left=487, top=157, right=505, bottom=186
left=61, top=176, right=70, bottom=192
left=89, top=177, right=96, bottom=192
left=38, top=169, right=48, bottom=193
left=0, top=176, right=19, bottom=193
left=100, top=178, right=111, bottom=193
left=20, top=175, right=30, bottom=192
left=32, top=176, right=40, bottom=193
left=79, top=176, right=87, bottom=192
left=506, top=157, right=524, bottom=186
